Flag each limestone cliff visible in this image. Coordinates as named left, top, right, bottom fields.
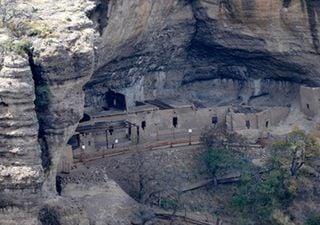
left=86, top=0, right=320, bottom=109
left=1, top=0, right=320, bottom=224
left=0, top=53, right=43, bottom=212
left=0, top=0, right=96, bottom=223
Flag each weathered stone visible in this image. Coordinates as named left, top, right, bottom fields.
left=86, top=0, right=320, bottom=108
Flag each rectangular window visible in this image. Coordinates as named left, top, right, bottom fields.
left=141, top=121, right=146, bottom=130
left=109, top=126, right=114, bottom=135
left=173, top=117, right=178, bottom=128
left=246, top=120, right=250, bottom=129
left=212, top=116, right=218, bottom=124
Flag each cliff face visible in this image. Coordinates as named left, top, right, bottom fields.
left=0, top=0, right=96, bottom=223
left=86, top=0, right=320, bottom=109
left=1, top=0, right=320, bottom=224
left=191, top=0, right=320, bottom=83
left=0, top=53, right=43, bottom=204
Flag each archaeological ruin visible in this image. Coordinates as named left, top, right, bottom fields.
left=58, top=83, right=320, bottom=174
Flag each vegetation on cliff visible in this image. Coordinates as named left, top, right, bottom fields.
left=201, top=127, right=320, bottom=225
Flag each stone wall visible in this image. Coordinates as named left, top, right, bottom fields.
left=127, top=106, right=228, bottom=140
left=300, top=86, right=320, bottom=117
left=227, top=112, right=258, bottom=131
left=226, top=107, right=290, bottom=132
left=76, top=105, right=229, bottom=150
left=57, top=146, right=73, bottom=174
left=76, top=104, right=292, bottom=151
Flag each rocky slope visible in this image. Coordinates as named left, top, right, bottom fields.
left=1, top=0, right=320, bottom=224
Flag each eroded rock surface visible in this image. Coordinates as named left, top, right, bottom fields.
left=1, top=0, right=97, bottom=223
left=0, top=53, right=43, bottom=207
left=60, top=166, right=152, bottom=225
left=86, top=0, right=320, bottom=109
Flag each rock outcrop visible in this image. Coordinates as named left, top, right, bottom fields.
left=26, top=0, right=96, bottom=195
left=1, top=0, right=97, bottom=223
left=0, top=52, right=44, bottom=225
left=60, top=166, right=152, bottom=225
left=86, top=0, right=320, bottom=109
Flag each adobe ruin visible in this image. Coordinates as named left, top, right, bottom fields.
left=57, top=84, right=320, bottom=173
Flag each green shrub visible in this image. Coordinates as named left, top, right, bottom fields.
left=38, top=207, right=60, bottom=225
left=28, top=21, right=54, bottom=38
left=3, top=38, right=30, bottom=55
left=231, top=193, right=248, bottom=211
left=159, top=197, right=179, bottom=210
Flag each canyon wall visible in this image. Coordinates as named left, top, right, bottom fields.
left=0, top=0, right=96, bottom=223
left=86, top=0, right=320, bottom=109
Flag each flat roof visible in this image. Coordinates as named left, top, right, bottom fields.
left=161, top=98, right=194, bottom=109
left=76, top=120, right=132, bottom=133
left=127, top=103, right=159, bottom=113
left=90, top=109, right=127, bottom=119
left=145, top=98, right=193, bottom=110
left=144, top=99, right=173, bottom=109
left=193, top=101, right=207, bottom=109
left=232, top=106, right=264, bottom=114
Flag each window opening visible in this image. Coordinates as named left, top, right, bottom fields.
left=246, top=120, right=250, bottom=129
left=141, top=121, right=146, bottom=130
left=212, top=116, right=218, bottom=124
left=109, top=126, right=114, bottom=135
left=173, top=117, right=178, bottom=128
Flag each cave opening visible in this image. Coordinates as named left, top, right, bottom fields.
left=79, top=113, right=91, bottom=123
left=105, top=90, right=127, bottom=111
left=67, top=134, right=80, bottom=150
left=0, top=101, right=8, bottom=107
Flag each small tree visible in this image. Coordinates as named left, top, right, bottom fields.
left=203, top=147, right=233, bottom=185
left=231, top=129, right=319, bottom=224
left=200, top=124, right=227, bottom=148
left=201, top=126, right=249, bottom=185
left=232, top=166, right=295, bottom=224
left=267, top=129, right=319, bottom=176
